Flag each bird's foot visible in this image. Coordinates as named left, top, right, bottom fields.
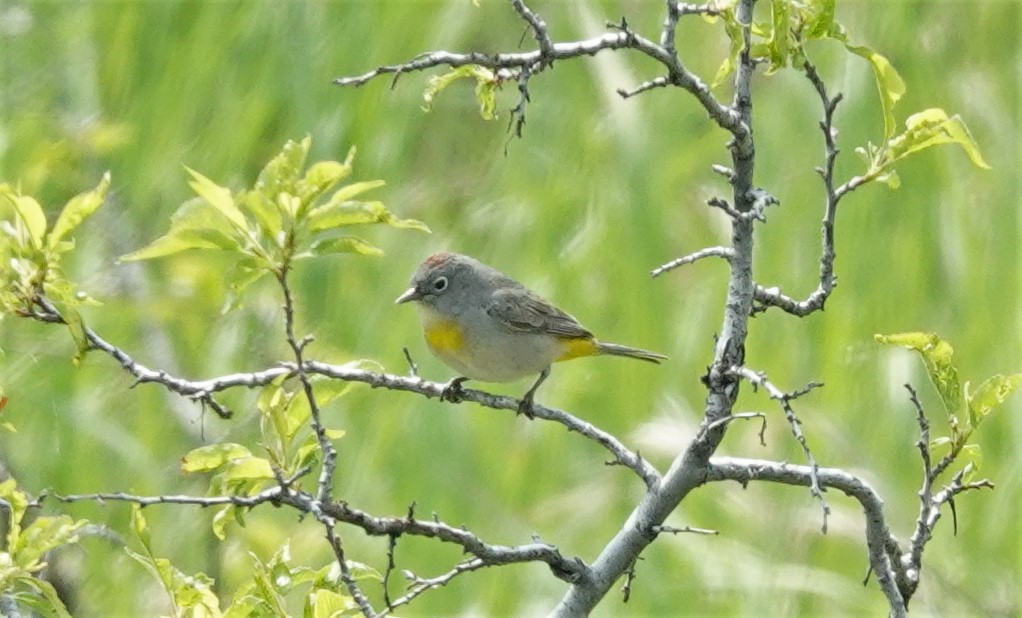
left=440, top=377, right=468, bottom=403
left=516, top=394, right=537, bottom=419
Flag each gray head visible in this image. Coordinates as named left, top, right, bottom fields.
left=395, top=252, right=506, bottom=312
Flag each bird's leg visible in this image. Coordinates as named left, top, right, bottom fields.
left=440, top=377, right=469, bottom=403
left=518, top=366, right=551, bottom=418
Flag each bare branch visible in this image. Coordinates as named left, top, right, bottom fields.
left=730, top=367, right=830, bottom=530
left=384, top=559, right=487, bottom=614
left=705, top=457, right=907, bottom=617
left=898, top=384, right=995, bottom=607
left=32, top=296, right=237, bottom=418
left=52, top=480, right=589, bottom=605
left=555, top=2, right=759, bottom=613
left=751, top=57, right=859, bottom=317
left=651, top=246, right=734, bottom=277
left=510, top=0, right=554, bottom=57
left=651, top=524, right=718, bottom=536
left=616, top=76, right=670, bottom=99
left=702, top=411, right=768, bottom=446
left=334, top=23, right=745, bottom=140
left=304, top=361, right=661, bottom=489
left=51, top=487, right=284, bottom=509
left=324, top=520, right=377, bottom=617
left=316, top=499, right=588, bottom=584
left=21, top=296, right=660, bottom=489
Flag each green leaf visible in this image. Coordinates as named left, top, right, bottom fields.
left=126, top=507, right=223, bottom=617
left=308, top=200, right=429, bottom=233
left=764, top=0, right=792, bottom=74
left=2, top=191, right=47, bottom=249
left=130, top=505, right=153, bottom=553
left=211, top=506, right=236, bottom=541
left=10, top=577, right=74, bottom=618
left=48, top=172, right=110, bottom=249
left=222, top=257, right=270, bottom=313
left=802, top=0, right=844, bottom=39
left=257, top=136, right=311, bottom=200
left=308, top=236, right=384, bottom=257
left=239, top=191, right=284, bottom=241
left=322, top=180, right=385, bottom=206
left=182, top=443, right=254, bottom=473
left=120, top=198, right=244, bottom=261
left=711, top=9, right=744, bottom=88
left=48, top=298, right=89, bottom=363
left=299, top=160, right=353, bottom=204
left=222, top=456, right=275, bottom=483
left=186, top=167, right=249, bottom=234
left=310, top=589, right=356, bottom=618
left=14, top=514, right=86, bottom=571
left=422, top=65, right=499, bottom=120
left=885, top=108, right=991, bottom=170
left=294, top=434, right=322, bottom=470
left=474, top=75, right=499, bottom=121
left=965, top=373, right=1022, bottom=429
left=844, top=44, right=905, bottom=139
left=875, top=332, right=961, bottom=417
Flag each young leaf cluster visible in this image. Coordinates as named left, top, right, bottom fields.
left=0, top=479, right=88, bottom=617
left=876, top=332, right=1020, bottom=473
left=128, top=506, right=380, bottom=618
left=713, top=0, right=988, bottom=187
left=422, top=65, right=502, bottom=120
left=179, top=366, right=364, bottom=540
left=0, top=174, right=109, bottom=357
left=121, top=136, right=429, bottom=308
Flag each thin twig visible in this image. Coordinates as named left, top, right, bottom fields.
left=324, top=520, right=377, bottom=617
left=32, top=296, right=234, bottom=418
left=651, top=247, right=734, bottom=277
left=702, top=411, right=768, bottom=446
left=730, top=367, right=830, bottom=531
left=652, top=524, right=718, bottom=536
left=383, top=559, right=487, bottom=613
left=617, top=76, right=670, bottom=99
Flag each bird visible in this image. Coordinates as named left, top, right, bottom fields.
left=395, top=252, right=666, bottom=416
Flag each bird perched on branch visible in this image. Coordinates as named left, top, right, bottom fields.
left=396, top=252, right=666, bottom=416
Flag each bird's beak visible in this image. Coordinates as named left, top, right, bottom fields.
left=395, top=287, right=421, bottom=304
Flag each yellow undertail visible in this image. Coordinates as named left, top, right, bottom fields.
left=556, top=338, right=666, bottom=363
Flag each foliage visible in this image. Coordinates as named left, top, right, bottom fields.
left=0, top=175, right=109, bottom=358
left=422, top=65, right=501, bottom=120
left=0, top=479, right=87, bottom=617
left=128, top=499, right=382, bottom=617
left=714, top=0, right=988, bottom=187
left=120, top=136, right=428, bottom=310
left=876, top=332, right=1021, bottom=472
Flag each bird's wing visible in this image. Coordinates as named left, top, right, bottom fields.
left=486, top=287, right=593, bottom=339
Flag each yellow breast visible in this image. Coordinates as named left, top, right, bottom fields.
left=423, top=317, right=466, bottom=355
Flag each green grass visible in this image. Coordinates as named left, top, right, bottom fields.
left=1, top=1, right=1018, bottom=616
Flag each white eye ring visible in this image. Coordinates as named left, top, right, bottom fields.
left=432, top=276, right=448, bottom=292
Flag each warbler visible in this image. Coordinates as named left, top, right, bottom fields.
left=395, top=252, right=666, bottom=415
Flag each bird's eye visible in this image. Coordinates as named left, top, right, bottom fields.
left=432, top=276, right=448, bottom=292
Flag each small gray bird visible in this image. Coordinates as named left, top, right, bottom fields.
left=396, top=252, right=665, bottom=415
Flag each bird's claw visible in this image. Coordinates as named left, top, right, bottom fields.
left=516, top=395, right=536, bottom=419
left=440, top=377, right=467, bottom=403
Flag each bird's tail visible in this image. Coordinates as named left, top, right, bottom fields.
left=596, top=341, right=667, bottom=364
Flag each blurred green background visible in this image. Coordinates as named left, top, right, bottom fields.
left=1, top=1, right=1018, bottom=616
